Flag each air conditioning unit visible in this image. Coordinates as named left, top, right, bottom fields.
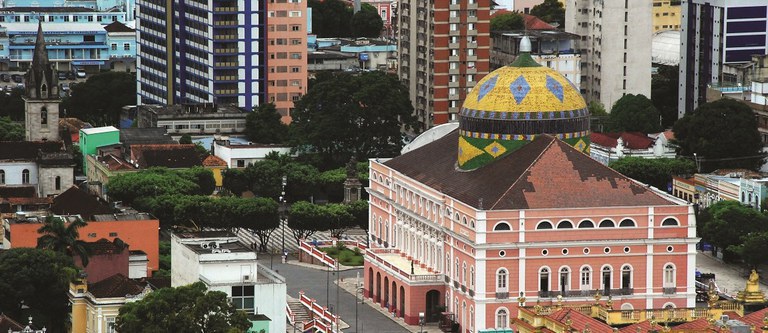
left=208, top=242, right=219, bottom=249
left=243, top=274, right=251, bottom=282
left=200, top=243, right=210, bottom=249
left=212, top=249, right=223, bottom=254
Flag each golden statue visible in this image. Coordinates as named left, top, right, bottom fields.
left=748, top=269, right=760, bottom=292
left=737, top=269, right=766, bottom=303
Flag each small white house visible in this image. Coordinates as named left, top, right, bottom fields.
left=171, top=231, right=286, bottom=333
left=213, top=140, right=293, bottom=168
left=590, top=131, right=677, bottom=165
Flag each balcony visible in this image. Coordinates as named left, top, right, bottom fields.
left=538, top=289, right=634, bottom=298
left=366, top=248, right=443, bottom=285
left=663, top=287, right=676, bottom=295
left=496, top=291, right=509, bottom=299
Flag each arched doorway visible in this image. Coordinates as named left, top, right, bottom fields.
left=391, top=281, right=398, bottom=315
left=383, top=277, right=390, bottom=308
left=400, top=286, right=406, bottom=318
left=376, top=272, right=382, bottom=303
left=368, top=268, right=374, bottom=298
left=425, top=290, right=441, bottom=322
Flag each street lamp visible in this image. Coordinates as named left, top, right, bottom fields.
left=280, top=175, right=287, bottom=259
left=419, top=312, right=425, bottom=333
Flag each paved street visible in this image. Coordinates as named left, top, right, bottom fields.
left=258, top=255, right=408, bottom=333
left=695, top=251, right=766, bottom=297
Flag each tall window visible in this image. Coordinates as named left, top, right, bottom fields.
left=470, top=266, right=475, bottom=288
left=0, top=170, right=4, bottom=184
left=664, top=264, right=675, bottom=287
left=622, top=265, right=632, bottom=290
left=496, top=308, right=508, bottom=328
left=41, top=107, right=48, bottom=125
left=462, top=262, right=467, bottom=284
left=580, top=266, right=591, bottom=290
left=55, top=176, right=61, bottom=190
left=497, top=268, right=508, bottom=291
left=602, top=266, right=612, bottom=294
left=539, top=267, right=550, bottom=292
left=559, top=267, right=570, bottom=293
left=21, top=169, right=29, bottom=184
left=231, top=285, right=255, bottom=312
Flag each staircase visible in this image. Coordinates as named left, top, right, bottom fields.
left=287, top=297, right=312, bottom=324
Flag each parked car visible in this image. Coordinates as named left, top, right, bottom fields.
left=0, top=74, right=10, bottom=82
left=57, top=71, right=67, bottom=80
left=60, top=83, right=69, bottom=92
left=4, top=85, right=12, bottom=92
left=11, top=74, right=22, bottom=83
left=75, top=70, right=86, bottom=78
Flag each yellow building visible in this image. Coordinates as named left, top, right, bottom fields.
left=653, top=0, right=681, bottom=32
left=69, top=274, right=152, bottom=333
left=202, top=155, right=228, bottom=188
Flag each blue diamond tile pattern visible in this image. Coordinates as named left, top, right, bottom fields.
left=509, top=75, right=530, bottom=104
left=546, top=75, right=564, bottom=102
left=477, top=75, right=498, bottom=102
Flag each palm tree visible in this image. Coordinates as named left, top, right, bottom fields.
left=37, top=215, right=90, bottom=267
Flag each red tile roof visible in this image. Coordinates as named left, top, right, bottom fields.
left=489, top=10, right=556, bottom=30
left=202, top=154, right=227, bottom=167
left=620, top=320, right=664, bottom=333
left=547, top=308, right=614, bottom=333
left=130, top=144, right=202, bottom=168
left=672, top=318, right=715, bottom=331
left=99, top=153, right=136, bottom=171
left=88, top=273, right=146, bottom=298
left=51, top=186, right=113, bottom=220
left=385, top=131, right=674, bottom=209
left=590, top=132, right=655, bottom=150
left=739, top=307, right=768, bottom=328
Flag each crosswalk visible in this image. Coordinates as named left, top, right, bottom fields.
left=235, top=220, right=369, bottom=254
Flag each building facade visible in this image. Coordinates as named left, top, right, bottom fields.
left=678, top=0, right=768, bottom=117
left=653, top=0, right=681, bottom=32
left=396, top=0, right=491, bottom=129
left=589, top=132, right=677, bottom=166
left=266, top=0, right=307, bottom=123
left=136, top=0, right=267, bottom=111
left=565, top=0, right=652, bottom=109
left=490, top=30, right=580, bottom=88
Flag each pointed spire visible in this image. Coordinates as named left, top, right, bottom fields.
left=32, top=19, right=50, bottom=70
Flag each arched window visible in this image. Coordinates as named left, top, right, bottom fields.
left=599, top=219, right=615, bottom=228
left=536, top=221, right=553, bottom=230
left=40, top=107, right=48, bottom=125
left=21, top=169, right=29, bottom=184
left=557, top=220, right=574, bottom=229
left=621, top=265, right=632, bottom=290
left=664, top=264, right=676, bottom=287
left=462, top=216, right=467, bottom=225
left=578, top=220, right=594, bottom=228
left=462, top=262, right=467, bottom=284
left=580, top=266, right=591, bottom=290
left=454, top=259, right=459, bottom=279
left=619, top=219, right=635, bottom=227
left=470, top=266, right=475, bottom=288
left=539, top=267, right=550, bottom=293
left=496, top=308, right=508, bottom=328
left=493, top=221, right=511, bottom=231
left=41, top=84, right=47, bottom=99
left=559, top=267, right=570, bottom=293
left=445, top=256, right=450, bottom=275
left=661, top=218, right=679, bottom=226
left=55, top=176, right=61, bottom=190
left=0, top=170, right=4, bottom=184
left=470, top=306, right=474, bottom=332
left=601, top=266, right=612, bottom=294
left=496, top=268, right=508, bottom=291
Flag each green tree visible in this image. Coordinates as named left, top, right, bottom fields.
left=290, top=71, right=418, bottom=168
left=236, top=198, right=281, bottom=252
left=72, top=145, right=84, bottom=175
left=0, top=116, right=23, bottom=141
left=0, top=88, right=25, bottom=120
left=701, top=201, right=768, bottom=262
left=673, top=98, right=763, bottom=172
left=588, top=101, right=609, bottom=132
left=115, top=282, right=250, bottom=332
left=609, top=157, right=696, bottom=191
left=347, top=200, right=369, bottom=231
left=530, top=0, right=565, bottom=28
left=351, top=4, right=383, bottom=37
left=324, top=203, right=355, bottom=238
left=491, top=12, right=524, bottom=31
left=0, top=248, right=78, bottom=333
left=222, top=169, right=250, bottom=196
left=37, top=216, right=90, bottom=267
left=288, top=201, right=330, bottom=243
left=179, top=133, right=192, bottom=144
left=652, top=65, right=679, bottom=128
left=607, top=94, right=662, bottom=133
left=246, top=103, right=289, bottom=144
left=177, top=167, right=216, bottom=196
left=61, top=72, right=136, bottom=126
left=729, top=231, right=768, bottom=268
left=309, top=0, right=353, bottom=37
left=107, top=169, right=201, bottom=205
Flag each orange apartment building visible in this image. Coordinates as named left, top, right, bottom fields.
left=397, top=0, right=492, bottom=130
left=364, top=41, right=697, bottom=332
left=267, top=0, right=308, bottom=123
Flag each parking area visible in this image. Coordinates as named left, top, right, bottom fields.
left=0, top=69, right=87, bottom=96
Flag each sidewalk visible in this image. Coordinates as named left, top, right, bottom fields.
left=696, top=251, right=767, bottom=297
left=336, top=276, right=443, bottom=333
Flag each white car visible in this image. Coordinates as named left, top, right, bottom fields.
left=75, top=70, right=86, bottom=78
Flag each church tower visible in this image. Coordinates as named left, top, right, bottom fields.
left=24, top=20, right=60, bottom=141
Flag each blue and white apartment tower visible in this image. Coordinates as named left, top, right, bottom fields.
left=136, top=0, right=266, bottom=110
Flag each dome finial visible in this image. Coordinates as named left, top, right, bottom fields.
left=520, top=35, right=532, bottom=53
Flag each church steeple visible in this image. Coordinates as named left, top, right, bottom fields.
left=26, top=20, right=58, bottom=100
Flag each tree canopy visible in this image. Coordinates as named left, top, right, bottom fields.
left=107, top=167, right=215, bottom=205
left=700, top=201, right=768, bottom=262
left=246, top=103, right=289, bottom=144
left=37, top=216, right=90, bottom=267
left=309, top=0, right=353, bottom=37
left=0, top=248, right=78, bottom=333
left=0, top=88, right=25, bottom=120
left=290, top=71, right=418, bottom=168
left=491, top=12, right=524, bottom=31
left=651, top=65, right=679, bottom=128
left=351, top=4, right=383, bottom=38
left=673, top=98, right=763, bottom=172
left=115, top=282, right=250, bottom=332
left=61, top=71, right=136, bottom=126
left=608, top=94, right=662, bottom=133
left=609, top=157, right=696, bottom=191
left=0, top=116, right=23, bottom=141
left=530, top=0, right=565, bottom=28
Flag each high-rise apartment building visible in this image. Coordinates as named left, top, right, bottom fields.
left=136, top=0, right=268, bottom=111
left=396, top=0, right=491, bottom=129
left=565, top=0, right=652, bottom=110
left=678, top=0, right=768, bottom=117
left=652, top=0, right=681, bottom=32
left=266, top=0, right=308, bottom=123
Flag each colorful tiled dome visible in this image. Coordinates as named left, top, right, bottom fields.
left=458, top=37, right=590, bottom=170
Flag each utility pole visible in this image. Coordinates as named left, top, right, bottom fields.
left=280, top=175, right=287, bottom=259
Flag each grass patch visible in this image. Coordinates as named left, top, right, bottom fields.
left=320, top=246, right=364, bottom=266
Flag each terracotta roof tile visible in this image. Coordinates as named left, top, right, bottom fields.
left=130, top=144, right=202, bottom=168
left=547, top=308, right=614, bottom=333
left=202, top=154, right=227, bottom=167
left=385, top=131, right=674, bottom=209
left=523, top=14, right=556, bottom=30
left=672, top=318, right=715, bottom=331
left=0, top=186, right=36, bottom=198
left=739, top=307, right=768, bottom=328
left=620, top=321, right=664, bottom=333
left=88, top=273, right=146, bottom=298
left=103, top=21, right=134, bottom=33
left=590, top=132, right=655, bottom=150
left=0, top=314, right=24, bottom=332
left=51, top=186, right=113, bottom=220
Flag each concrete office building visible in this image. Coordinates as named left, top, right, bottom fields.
left=136, top=0, right=267, bottom=111
left=396, top=0, right=492, bottom=129
left=678, top=0, right=768, bottom=117
left=266, top=0, right=307, bottom=123
left=565, top=0, right=652, bottom=110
